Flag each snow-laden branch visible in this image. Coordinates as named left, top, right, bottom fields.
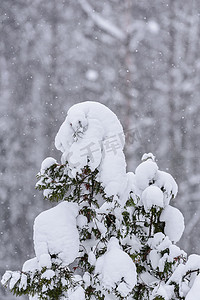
left=78, top=0, right=126, bottom=42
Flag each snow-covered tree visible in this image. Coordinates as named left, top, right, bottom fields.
left=2, top=102, right=200, bottom=299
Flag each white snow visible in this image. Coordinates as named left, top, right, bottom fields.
left=1, top=271, right=12, bottom=286
left=140, top=272, right=159, bottom=285
left=167, top=264, right=185, bottom=284
left=99, top=147, right=127, bottom=198
left=126, top=171, right=137, bottom=194
left=185, top=274, right=200, bottom=300
left=148, top=249, right=161, bottom=270
left=184, top=254, right=200, bottom=273
left=141, top=185, right=164, bottom=212
left=62, top=118, right=103, bottom=172
left=55, top=101, right=128, bottom=201
left=9, top=272, right=20, bottom=290
left=38, top=253, right=52, bottom=270
left=158, top=254, right=168, bottom=272
left=135, top=154, right=178, bottom=207
left=121, top=235, right=142, bottom=254
left=55, top=101, right=125, bottom=155
left=160, top=205, right=184, bottom=243
left=88, top=251, right=96, bottom=265
left=169, top=244, right=185, bottom=260
left=68, top=286, right=85, bottom=300
left=83, top=272, right=91, bottom=287
left=95, top=237, right=137, bottom=297
left=40, top=157, right=57, bottom=175
left=156, top=236, right=171, bottom=252
left=148, top=232, right=166, bottom=249
left=19, top=273, right=27, bottom=290
left=148, top=234, right=186, bottom=274
left=77, top=215, right=88, bottom=228
left=41, top=270, right=55, bottom=280
left=33, top=201, right=79, bottom=267
left=29, top=296, right=38, bottom=300
left=43, top=188, right=53, bottom=198
left=151, top=284, right=174, bottom=300
left=135, top=157, right=158, bottom=191
left=22, top=257, right=38, bottom=272
left=2, top=100, right=192, bottom=300
left=156, top=170, right=178, bottom=204
left=141, top=153, right=155, bottom=161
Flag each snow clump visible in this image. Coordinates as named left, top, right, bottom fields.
left=135, top=155, right=158, bottom=192
left=95, top=237, right=137, bottom=297
left=40, top=157, right=57, bottom=175
left=160, top=205, right=184, bottom=243
left=55, top=101, right=128, bottom=200
left=141, top=185, right=164, bottom=212
left=34, top=201, right=79, bottom=267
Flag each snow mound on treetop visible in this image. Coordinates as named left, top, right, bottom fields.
left=55, top=101, right=125, bottom=152
left=95, top=237, right=137, bottom=297
left=55, top=101, right=128, bottom=200
left=33, top=202, right=79, bottom=267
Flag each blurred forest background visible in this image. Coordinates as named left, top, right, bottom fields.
left=1, top=0, right=200, bottom=298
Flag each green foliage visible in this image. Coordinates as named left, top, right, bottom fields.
left=2, top=160, right=196, bottom=299
left=3, top=262, right=75, bottom=300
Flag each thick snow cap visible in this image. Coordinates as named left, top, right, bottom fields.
left=33, top=202, right=79, bottom=267
left=160, top=205, right=184, bottom=243
left=142, top=185, right=164, bottom=212
left=40, top=157, right=57, bottom=175
left=95, top=237, right=137, bottom=297
left=55, top=101, right=128, bottom=200
left=135, top=153, right=178, bottom=206
left=135, top=154, right=158, bottom=191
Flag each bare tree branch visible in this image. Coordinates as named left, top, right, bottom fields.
left=78, top=0, right=126, bottom=42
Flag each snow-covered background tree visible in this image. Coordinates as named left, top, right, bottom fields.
left=2, top=4, right=200, bottom=300
left=2, top=102, right=200, bottom=299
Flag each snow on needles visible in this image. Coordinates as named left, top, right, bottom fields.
left=135, top=158, right=158, bottom=192
left=34, top=201, right=79, bottom=267
left=40, top=157, right=57, bottom=175
left=135, top=154, right=178, bottom=202
left=95, top=237, right=137, bottom=297
left=160, top=205, right=184, bottom=243
left=55, top=101, right=128, bottom=199
left=3, top=101, right=194, bottom=300
left=142, top=185, right=164, bottom=212
left=185, top=274, right=200, bottom=300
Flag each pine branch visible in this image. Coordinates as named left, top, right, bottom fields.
left=182, top=268, right=200, bottom=281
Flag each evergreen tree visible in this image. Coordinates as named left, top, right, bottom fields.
left=2, top=102, right=200, bottom=299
